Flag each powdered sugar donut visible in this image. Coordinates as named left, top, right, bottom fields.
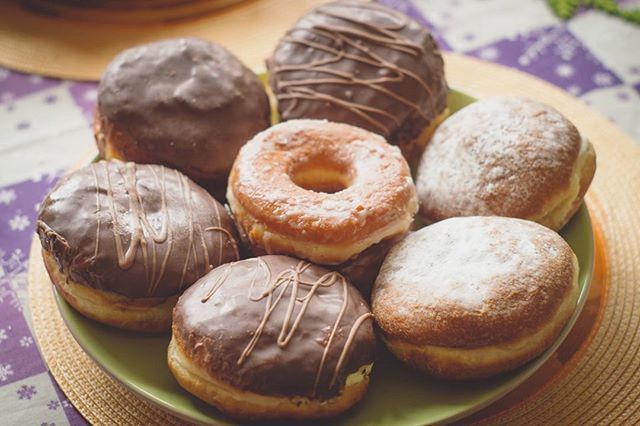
left=371, top=216, right=579, bottom=379
left=415, top=97, right=596, bottom=230
left=227, top=119, right=418, bottom=265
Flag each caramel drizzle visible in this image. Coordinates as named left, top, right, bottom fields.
left=331, top=312, right=373, bottom=388
left=200, top=262, right=235, bottom=303
left=98, top=162, right=220, bottom=295
left=35, top=220, right=70, bottom=251
left=146, top=166, right=173, bottom=295
left=90, top=165, right=101, bottom=260
left=200, top=258, right=373, bottom=395
left=272, top=2, right=435, bottom=136
left=205, top=200, right=241, bottom=264
left=177, top=171, right=196, bottom=290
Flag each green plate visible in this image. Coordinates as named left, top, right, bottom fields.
left=53, top=89, right=594, bottom=426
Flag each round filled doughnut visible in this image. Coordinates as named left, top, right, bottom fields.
left=267, top=0, right=449, bottom=161
left=168, top=255, right=375, bottom=421
left=95, top=37, right=271, bottom=200
left=227, top=119, right=418, bottom=265
left=415, top=96, right=596, bottom=230
left=36, top=159, right=240, bottom=332
left=372, top=216, right=579, bottom=380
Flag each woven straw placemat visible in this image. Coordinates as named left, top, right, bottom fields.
left=27, top=53, right=640, bottom=425
left=0, top=0, right=326, bottom=79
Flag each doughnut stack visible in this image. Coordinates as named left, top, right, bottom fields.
left=36, top=0, right=596, bottom=422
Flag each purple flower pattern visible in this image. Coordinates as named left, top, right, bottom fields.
left=17, top=384, right=37, bottom=400
left=466, top=26, right=623, bottom=95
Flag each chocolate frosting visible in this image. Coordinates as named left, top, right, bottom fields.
left=336, top=233, right=406, bottom=297
left=36, top=160, right=240, bottom=299
left=97, top=38, right=270, bottom=186
left=267, top=1, right=448, bottom=152
left=173, top=255, right=375, bottom=398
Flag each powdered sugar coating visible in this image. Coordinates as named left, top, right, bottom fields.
left=228, top=119, right=418, bottom=244
left=416, top=97, right=581, bottom=223
left=372, top=216, right=577, bottom=347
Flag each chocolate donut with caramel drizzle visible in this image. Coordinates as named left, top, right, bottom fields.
left=169, top=255, right=375, bottom=421
left=37, top=159, right=240, bottom=332
left=267, top=0, right=448, bottom=159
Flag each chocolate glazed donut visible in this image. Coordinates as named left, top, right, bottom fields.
left=169, top=255, right=376, bottom=421
left=268, top=0, right=449, bottom=161
left=37, top=159, right=240, bottom=332
left=95, top=38, right=271, bottom=201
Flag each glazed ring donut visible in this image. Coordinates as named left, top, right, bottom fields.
left=227, top=119, right=418, bottom=265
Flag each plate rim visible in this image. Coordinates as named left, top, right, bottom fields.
left=51, top=285, right=215, bottom=426
left=52, top=205, right=595, bottom=426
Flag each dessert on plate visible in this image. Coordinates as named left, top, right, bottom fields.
left=35, top=0, right=596, bottom=420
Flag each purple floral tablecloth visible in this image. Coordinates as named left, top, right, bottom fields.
left=0, top=0, right=638, bottom=424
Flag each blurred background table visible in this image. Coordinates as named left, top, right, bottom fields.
left=0, top=1, right=638, bottom=425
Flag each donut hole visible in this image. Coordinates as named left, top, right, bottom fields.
left=291, top=159, right=352, bottom=194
